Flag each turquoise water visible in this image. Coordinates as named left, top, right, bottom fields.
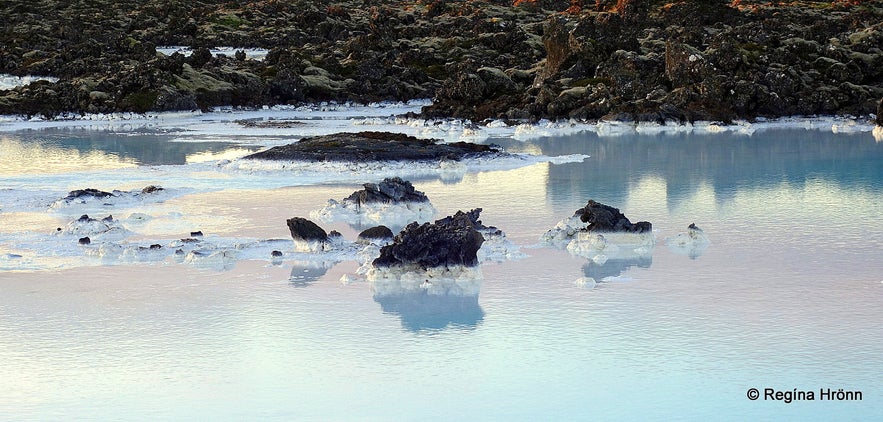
left=1, top=120, right=882, bottom=420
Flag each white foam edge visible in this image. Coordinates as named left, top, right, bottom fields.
left=0, top=100, right=430, bottom=131
left=222, top=153, right=588, bottom=183
left=155, top=46, right=270, bottom=61
left=0, top=74, right=60, bottom=91
left=592, top=116, right=876, bottom=137
left=47, top=186, right=193, bottom=213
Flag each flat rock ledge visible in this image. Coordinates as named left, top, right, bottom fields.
left=243, top=131, right=502, bottom=162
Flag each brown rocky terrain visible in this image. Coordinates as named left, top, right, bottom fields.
left=1, top=0, right=880, bottom=123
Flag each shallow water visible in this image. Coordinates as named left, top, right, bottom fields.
left=1, top=111, right=882, bottom=420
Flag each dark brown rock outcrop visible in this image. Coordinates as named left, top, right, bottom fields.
left=244, top=131, right=501, bottom=162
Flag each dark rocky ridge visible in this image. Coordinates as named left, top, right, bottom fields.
left=244, top=131, right=501, bottom=162
left=1, top=1, right=880, bottom=122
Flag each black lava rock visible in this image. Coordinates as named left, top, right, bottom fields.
left=372, top=208, right=486, bottom=269
left=357, top=225, right=394, bottom=244
left=575, top=200, right=652, bottom=233
left=142, top=185, right=164, bottom=194
left=286, top=217, right=328, bottom=242
left=345, top=177, right=429, bottom=205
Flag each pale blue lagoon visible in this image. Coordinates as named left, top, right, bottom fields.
left=1, top=113, right=882, bottom=420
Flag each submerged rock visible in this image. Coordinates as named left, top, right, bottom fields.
left=56, top=214, right=129, bottom=240
left=665, top=223, right=711, bottom=258
left=244, top=131, right=502, bottom=162
left=141, top=185, right=164, bottom=194
left=61, top=188, right=115, bottom=202
left=372, top=208, right=487, bottom=269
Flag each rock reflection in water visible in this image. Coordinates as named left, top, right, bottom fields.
left=288, top=260, right=337, bottom=287
left=581, top=256, right=652, bottom=283
left=370, top=267, right=485, bottom=332
left=374, top=292, right=485, bottom=332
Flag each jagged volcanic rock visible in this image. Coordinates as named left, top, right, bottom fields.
left=345, top=177, right=429, bottom=205
left=372, top=208, right=487, bottom=268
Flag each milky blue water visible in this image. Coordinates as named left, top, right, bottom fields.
left=1, top=117, right=882, bottom=420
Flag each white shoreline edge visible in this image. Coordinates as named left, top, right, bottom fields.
left=0, top=100, right=877, bottom=140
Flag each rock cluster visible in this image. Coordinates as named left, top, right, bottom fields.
left=427, top=1, right=883, bottom=122
left=1, top=1, right=879, bottom=122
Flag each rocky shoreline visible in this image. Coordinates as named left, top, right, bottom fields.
left=1, top=1, right=880, bottom=124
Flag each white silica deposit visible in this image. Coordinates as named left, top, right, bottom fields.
left=0, top=74, right=59, bottom=90
left=542, top=215, right=655, bottom=261
left=311, top=199, right=437, bottom=229
left=540, top=215, right=588, bottom=246
left=54, top=215, right=132, bottom=241
left=477, top=228, right=527, bottom=262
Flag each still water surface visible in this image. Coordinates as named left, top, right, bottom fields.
left=1, top=121, right=882, bottom=420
